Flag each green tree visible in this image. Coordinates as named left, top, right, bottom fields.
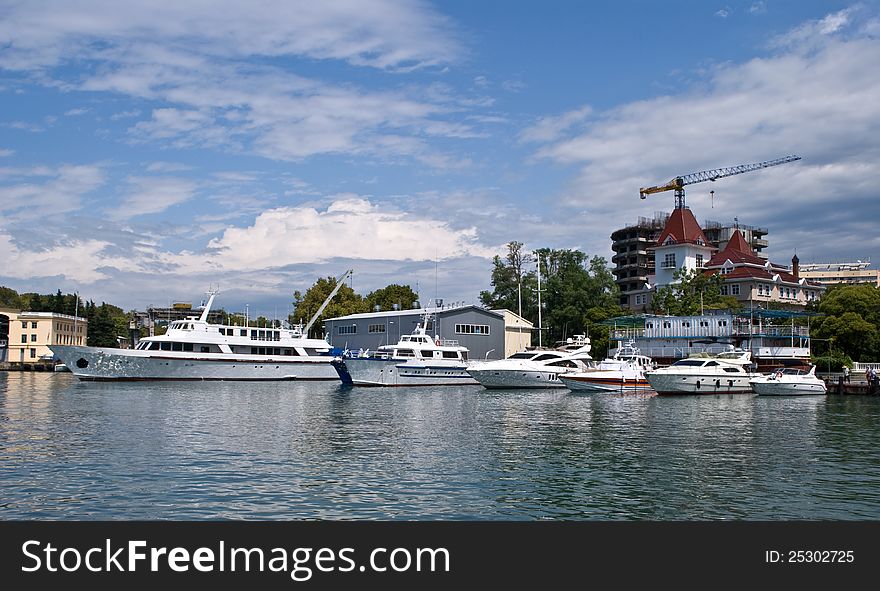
left=0, top=286, right=21, bottom=308
left=479, top=241, right=537, bottom=321
left=291, top=276, right=367, bottom=337
left=652, top=268, right=739, bottom=315
left=811, top=284, right=880, bottom=362
left=365, top=284, right=420, bottom=312
left=536, top=249, right=622, bottom=356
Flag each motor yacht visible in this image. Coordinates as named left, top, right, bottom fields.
left=331, top=313, right=477, bottom=386
left=466, top=338, right=595, bottom=389
left=644, top=350, right=760, bottom=395
left=749, top=365, right=827, bottom=396
left=559, top=341, right=654, bottom=392
left=49, top=277, right=352, bottom=381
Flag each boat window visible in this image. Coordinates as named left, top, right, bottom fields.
left=704, top=361, right=719, bottom=366
left=183, top=343, right=194, bottom=352
left=304, top=348, right=325, bottom=356
left=284, top=349, right=296, bottom=356
left=442, top=351, right=459, bottom=359
left=172, top=342, right=183, bottom=351
left=240, top=329, right=247, bottom=337
left=533, top=353, right=562, bottom=362
left=396, top=349, right=415, bottom=358
left=509, top=352, right=536, bottom=359
left=159, top=342, right=171, bottom=351
left=548, top=360, right=577, bottom=368
left=461, top=351, right=468, bottom=361
left=672, top=359, right=705, bottom=366
left=722, top=367, right=740, bottom=373
left=200, top=346, right=210, bottom=353
left=421, top=350, right=435, bottom=358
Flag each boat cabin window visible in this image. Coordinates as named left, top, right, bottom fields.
left=442, top=351, right=459, bottom=359
left=704, top=361, right=719, bottom=366
left=159, top=342, right=171, bottom=351
left=548, top=360, right=578, bottom=368
left=396, top=349, right=415, bottom=358
left=673, top=359, right=706, bottom=366
left=240, top=329, right=247, bottom=337
left=533, top=353, right=562, bottom=362
left=421, top=350, right=435, bottom=358
left=722, top=367, right=740, bottom=373
left=509, top=352, right=536, bottom=360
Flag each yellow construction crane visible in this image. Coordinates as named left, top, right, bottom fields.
left=639, top=155, right=801, bottom=209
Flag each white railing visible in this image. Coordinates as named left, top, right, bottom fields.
left=853, top=362, right=880, bottom=372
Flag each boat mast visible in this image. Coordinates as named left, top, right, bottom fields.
left=198, top=288, right=219, bottom=323
left=537, top=253, right=543, bottom=348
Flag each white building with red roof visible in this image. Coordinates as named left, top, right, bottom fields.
left=703, top=230, right=824, bottom=308
left=627, top=208, right=824, bottom=311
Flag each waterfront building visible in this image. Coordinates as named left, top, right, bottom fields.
left=620, top=205, right=821, bottom=311
left=611, top=214, right=668, bottom=306
left=607, top=308, right=813, bottom=370
left=702, top=232, right=824, bottom=309
left=0, top=308, right=88, bottom=365
left=323, top=303, right=532, bottom=361
left=797, top=261, right=880, bottom=287
left=613, top=214, right=769, bottom=309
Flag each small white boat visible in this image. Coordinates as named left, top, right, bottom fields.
left=750, top=365, right=827, bottom=396
left=332, top=313, right=477, bottom=386
left=466, top=338, right=595, bottom=389
left=559, top=342, right=654, bottom=392
left=645, top=350, right=760, bottom=395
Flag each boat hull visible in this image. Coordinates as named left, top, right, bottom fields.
left=50, top=346, right=337, bottom=381
left=646, top=372, right=756, bottom=395
left=333, top=358, right=479, bottom=387
left=465, top=368, right=568, bottom=389
left=750, top=380, right=827, bottom=396
left=559, top=374, right=651, bottom=392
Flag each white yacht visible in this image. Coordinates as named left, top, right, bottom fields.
left=644, top=351, right=760, bottom=395
left=331, top=313, right=477, bottom=386
left=559, top=342, right=654, bottom=392
left=750, top=366, right=827, bottom=396
left=50, top=277, right=352, bottom=381
left=466, top=338, right=595, bottom=389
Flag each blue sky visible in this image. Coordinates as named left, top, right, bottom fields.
left=1, top=0, right=879, bottom=318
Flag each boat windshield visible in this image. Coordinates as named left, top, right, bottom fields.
left=672, top=359, right=708, bottom=367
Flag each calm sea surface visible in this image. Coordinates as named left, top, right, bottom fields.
left=2, top=372, right=879, bottom=520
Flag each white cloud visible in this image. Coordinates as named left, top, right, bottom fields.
left=108, top=176, right=198, bottom=219
left=145, top=161, right=193, bottom=173
left=715, top=7, right=732, bottom=19
left=0, top=0, right=461, bottom=72
left=519, top=106, right=593, bottom=144
left=0, top=164, right=106, bottom=218
left=0, top=149, right=13, bottom=157
left=64, top=107, right=90, bottom=116
left=186, top=196, right=499, bottom=272
left=749, top=2, right=767, bottom=15
left=0, top=231, right=138, bottom=283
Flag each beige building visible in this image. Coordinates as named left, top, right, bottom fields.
left=0, top=309, right=88, bottom=365
left=491, top=309, right=534, bottom=357
left=798, top=262, right=880, bottom=287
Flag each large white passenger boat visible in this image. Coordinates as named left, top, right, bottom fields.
left=331, top=313, right=478, bottom=386
left=644, top=351, right=760, bottom=395
left=559, top=342, right=654, bottom=392
left=50, top=283, right=348, bottom=381
left=466, top=338, right=595, bottom=389
left=749, top=366, right=827, bottom=396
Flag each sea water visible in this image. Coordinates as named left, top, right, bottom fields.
left=2, top=372, right=879, bottom=520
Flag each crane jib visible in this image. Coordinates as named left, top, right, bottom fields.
left=638, top=155, right=801, bottom=206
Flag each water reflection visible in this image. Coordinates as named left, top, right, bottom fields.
left=1, top=372, right=879, bottom=519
